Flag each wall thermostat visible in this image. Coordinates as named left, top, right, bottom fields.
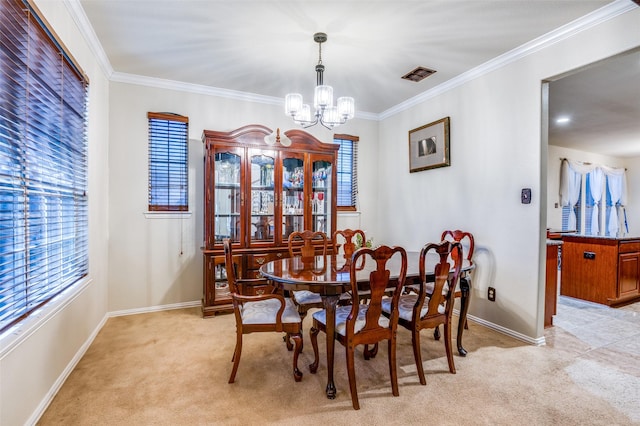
left=521, top=188, right=531, bottom=204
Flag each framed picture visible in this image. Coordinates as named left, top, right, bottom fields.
left=408, top=116, right=450, bottom=173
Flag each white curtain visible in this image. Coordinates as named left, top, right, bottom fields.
left=589, top=168, right=603, bottom=235
left=603, top=166, right=627, bottom=236
left=560, top=160, right=595, bottom=231
left=559, top=160, right=627, bottom=235
left=560, top=163, right=582, bottom=231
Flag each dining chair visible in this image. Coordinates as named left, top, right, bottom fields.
left=382, top=240, right=462, bottom=385
left=436, top=230, right=475, bottom=344
left=287, top=230, right=329, bottom=318
left=224, top=239, right=303, bottom=383
left=309, top=245, right=408, bottom=410
left=332, top=228, right=366, bottom=260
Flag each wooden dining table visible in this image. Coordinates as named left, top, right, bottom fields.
left=259, top=251, right=473, bottom=399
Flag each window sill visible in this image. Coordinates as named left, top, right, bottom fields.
left=144, top=211, right=192, bottom=219
left=338, top=211, right=360, bottom=217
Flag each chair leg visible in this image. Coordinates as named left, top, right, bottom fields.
left=458, top=279, right=471, bottom=356
left=309, top=325, right=320, bottom=374
left=291, top=332, right=303, bottom=382
left=346, top=345, right=360, bottom=410
left=412, top=329, right=426, bottom=385
left=388, top=337, right=399, bottom=397
left=284, top=333, right=293, bottom=351
left=229, top=332, right=243, bottom=383
left=444, top=322, right=456, bottom=374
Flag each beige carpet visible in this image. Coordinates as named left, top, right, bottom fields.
left=37, top=306, right=639, bottom=425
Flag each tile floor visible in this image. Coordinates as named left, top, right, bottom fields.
left=544, top=296, right=640, bottom=422
left=554, top=296, right=640, bottom=345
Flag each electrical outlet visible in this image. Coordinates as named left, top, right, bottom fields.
left=488, top=287, right=496, bottom=301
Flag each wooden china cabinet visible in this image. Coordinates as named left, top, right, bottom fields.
left=201, top=124, right=338, bottom=316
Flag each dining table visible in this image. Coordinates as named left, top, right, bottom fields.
left=259, top=251, right=474, bottom=399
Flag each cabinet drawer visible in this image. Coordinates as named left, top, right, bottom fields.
left=246, top=252, right=287, bottom=269
left=619, top=241, right=640, bottom=254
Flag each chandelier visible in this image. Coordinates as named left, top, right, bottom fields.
left=285, top=32, right=355, bottom=130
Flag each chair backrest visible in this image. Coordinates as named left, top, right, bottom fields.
left=419, top=241, right=463, bottom=319
left=223, top=238, right=238, bottom=294
left=347, top=245, right=407, bottom=336
left=332, top=229, right=366, bottom=260
left=288, top=230, right=328, bottom=262
left=441, top=229, right=475, bottom=262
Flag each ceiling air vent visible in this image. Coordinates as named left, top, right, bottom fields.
left=401, top=66, right=436, bottom=82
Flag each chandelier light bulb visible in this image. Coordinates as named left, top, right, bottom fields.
left=285, top=93, right=303, bottom=117
left=314, top=85, right=333, bottom=109
left=337, top=97, right=355, bottom=120
left=296, top=104, right=311, bottom=123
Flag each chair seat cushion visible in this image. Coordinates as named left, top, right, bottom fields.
left=293, top=290, right=351, bottom=306
left=292, top=290, right=322, bottom=305
left=241, top=298, right=301, bottom=324
left=381, top=294, right=444, bottom=322
left=313, top=304, right=389, bottom=336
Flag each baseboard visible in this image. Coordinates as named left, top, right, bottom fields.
left=108, top=300, right=201, bottom=318
left=462, top=310, right=546, bottom=346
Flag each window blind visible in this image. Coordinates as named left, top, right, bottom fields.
left=0, top=0, right=89, bottom=332
left=334, top=134, right=358, bottom=210
left=147, top=112, right=188, bottom=211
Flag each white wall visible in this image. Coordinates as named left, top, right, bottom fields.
left=625, top=156, right=640, bottom=234
left=546, top=145, right=627, bottom=230
left=107, top=83, right=380, bottom=312
left=377, top=7, right=640, bottom=340
left=0, top=1, right=111, bottom=425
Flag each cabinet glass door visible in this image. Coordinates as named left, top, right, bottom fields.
left=312, top=159, right=333, bottom=236
left=282, top=155, right=305, bottom=240
left=249, top=150, right=275, bottom=245
left=214, top=151, right=241, bottom=243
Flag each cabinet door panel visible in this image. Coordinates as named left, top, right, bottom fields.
left=282, top=154, right=305, bottom=239
left=248, top=149, right=276, bottom=246
left=311, top=157, right=334, bottom=236
left=213, top=148, right=243, bottom=244
left=618, top=252, right=640, bottom=298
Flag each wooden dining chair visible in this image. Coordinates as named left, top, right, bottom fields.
left=437, top=229, right=475, bottom=353
left=332, top=228, right=366, bottom=260
left=224, top=239, right=303, bottom=383
left=309, top=245, right=408, bottom=410
left=382, top=241, right=462, bottom=385
left=287, top=230, right=328, bottom=318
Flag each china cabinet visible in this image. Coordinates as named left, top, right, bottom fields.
left=201, top=124, right=338, bottom=316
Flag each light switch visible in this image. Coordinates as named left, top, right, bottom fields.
left=521, top=188, right=531, bottom=204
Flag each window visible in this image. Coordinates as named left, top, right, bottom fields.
left=334, top=134, right=358, bottom=211
left=562, top=169, right=625, bottom=236
left=147, top=112, right=188, bottom=211
left=0, top=0, right=89, bottom=332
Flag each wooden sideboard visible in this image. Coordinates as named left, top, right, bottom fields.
left=560, top=234, right=640, bottom=307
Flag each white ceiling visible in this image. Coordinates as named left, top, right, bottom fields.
left=548, top=49, right=640, bottom=158
left=75, top=0, right=639, bottom=157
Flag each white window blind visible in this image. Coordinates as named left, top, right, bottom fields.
left=334, top=134, right=358, bottom=210
left=0, top=0, right=89, bottom=332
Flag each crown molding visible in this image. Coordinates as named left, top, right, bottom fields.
left=64, top=0, right=113, bottom=79
left=378, top=0, right=636, bottom=120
